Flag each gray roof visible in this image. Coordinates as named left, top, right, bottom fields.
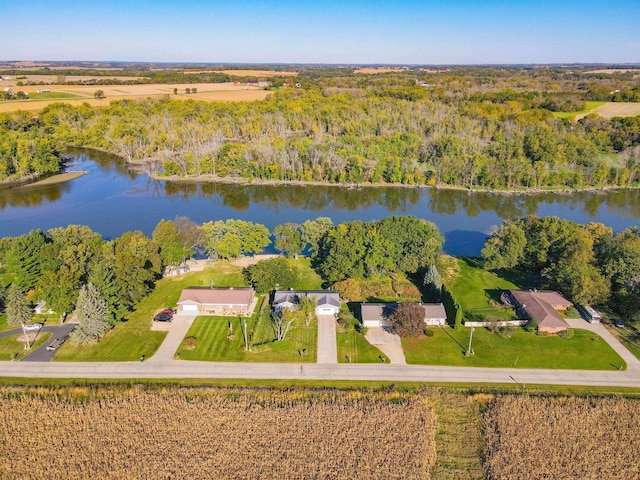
left=273, top=290, right=340, bottom=308
left=359, top=303, right=446, bottom=322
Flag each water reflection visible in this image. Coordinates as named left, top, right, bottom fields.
left=0, top=148, right=638, bottom=256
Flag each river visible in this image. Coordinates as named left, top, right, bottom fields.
left=1, top=148, right=639, bottom=256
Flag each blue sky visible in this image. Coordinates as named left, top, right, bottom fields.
left=2, top=1, right=638, bottom=64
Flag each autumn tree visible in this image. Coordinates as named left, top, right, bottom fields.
left=271, top=308, right=298, bottom=341
left=299, top=296, right=316, bottom=326
left=387, top=302, right=425, bottom=337
left=153, top=219, right=192, bottom=266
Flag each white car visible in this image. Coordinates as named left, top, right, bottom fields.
left=22, top=322, right=43, bottom=332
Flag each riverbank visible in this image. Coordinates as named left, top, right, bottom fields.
left=152, top=172, right=638, bottom=196
left=12, top=171, right=87, bottom=189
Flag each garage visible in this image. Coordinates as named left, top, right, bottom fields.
left=180, top=303, right=199, bottom=312
left=317, top=307, right=338, bottom=315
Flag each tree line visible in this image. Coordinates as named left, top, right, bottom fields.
left=1, top=68, right=639, bottom=188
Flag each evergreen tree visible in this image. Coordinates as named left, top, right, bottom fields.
left=73, top=283, right=111, bottom=343
left=6, top=284, right=32, bottom=327
left=423, top=265, right=442, bottom=302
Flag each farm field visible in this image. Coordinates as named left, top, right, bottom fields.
left=553, top=101, right=606, bottom=119
left=0, top=82, right=268, bottom=112
left=483, top=396, right=640, bottom=479
left=401, top=326, right=625, bottom=369
left=354, top=67, right=406, bottom=74
left=575, top=101, right=640, bottom=120
left=0, top=386, right=436, bottom=480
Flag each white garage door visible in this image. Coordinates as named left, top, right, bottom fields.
left=317, top=307, right=335, bottom=315
left=182, top=304, right=198, bottom=312
left=363, top=319, right=383, bottom=328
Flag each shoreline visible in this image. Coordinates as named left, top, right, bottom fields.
left=152, top=173, right=637, bottom=196
left=68, top=146, right=640, bottom=196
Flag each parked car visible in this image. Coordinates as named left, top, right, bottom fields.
left=23, top=322, right=44, bottom=332
left=615, top=320, right=624, bottom=328
left=46, top=334, right=70, bottom=351
left=153, top=312, right=173, bottom=322
left=159, top=309, right=175, bottom=318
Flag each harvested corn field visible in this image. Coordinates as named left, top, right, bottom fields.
left=0, top=387, right=436, bottom=480
left=483, top=396, right=640, bottom=480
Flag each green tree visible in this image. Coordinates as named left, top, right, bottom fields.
left=152, top=219, right=192, bottom=266
left=547, top=261, right=611, bottom=305
left=387, top=302, right=425, bottom=337
left=73, top=283, right=111, bottom=343
left=202, top=220, right=269, bottom=260
left=5, top=230, right=48, bottom=291
left=482, top=222, right=527, bottom=270
left=245, top=257, right=299, bottom=294
left=298, top=295, right=316, bottom=326
left=6, top=285, right=32, bottom=327
left=113, top=231, right=162, bottom=308
left=301, top=217, right=333, bottom=256
left=274, top=223, right=303, bottom=257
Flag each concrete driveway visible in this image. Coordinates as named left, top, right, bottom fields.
left=566, top=319, right=640, bottom=371
left=365, top=327, right=406, bottom=364
left=317, top=315, right=337, bottom=364
left=147, top=312, right=198, bottom=362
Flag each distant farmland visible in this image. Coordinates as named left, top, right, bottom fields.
left=0, top=82, right=269, bottom=112
left=584, top=101, right=640, bottom=119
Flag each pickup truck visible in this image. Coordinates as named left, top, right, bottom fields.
left=46, top=334, right=70, bottom=351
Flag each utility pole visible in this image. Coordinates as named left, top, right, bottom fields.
left=20, top=322, right=31, bottom=350
left=467, top=327, right=474, bottom=356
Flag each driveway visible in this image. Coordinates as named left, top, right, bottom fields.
left=566, top=319, right=640, bottom=371
left=365, top=327, right=406, bottom=364
left=317, top=315, right=337, bottom=364
left=147, top=312, right=197, bottom=362
left=21, top=323, right=79, bottom=362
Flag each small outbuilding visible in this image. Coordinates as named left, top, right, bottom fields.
left=177, top=287, right=255, bottom=316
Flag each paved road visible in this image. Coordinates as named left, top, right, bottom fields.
left=316, top=315, right=337, bottom=363
left=0, top=360, right=638, bottom=387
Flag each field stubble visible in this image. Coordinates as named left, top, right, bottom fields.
left=483, top=395, right=640, bottom=479
left=0, top=387, right=436, bottom=480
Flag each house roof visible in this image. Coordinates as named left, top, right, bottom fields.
left=360, top=303, right=446, bottom=322
left=273, top=290, right=340, bottom=308
left=510, top=290, right=571, bottom=329
left=423, top=303, right=447, bottom=319
left=177, top=287, right=254, bottom=306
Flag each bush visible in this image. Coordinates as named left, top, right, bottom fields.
left=524, top=318, right=538, bottom=332
left=441, top=285, right=462, bottom=328
left=424, top=328, right=435, bottom=337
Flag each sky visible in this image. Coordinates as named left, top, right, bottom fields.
left=1, top=0, right=639, bottom=64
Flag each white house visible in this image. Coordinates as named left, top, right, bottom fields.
left=272, top=290, right=340, bottom=316
left=360, top=302, right=448, bottom=328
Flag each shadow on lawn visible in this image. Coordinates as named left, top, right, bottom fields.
left=439, top=325, right=467, bottom=355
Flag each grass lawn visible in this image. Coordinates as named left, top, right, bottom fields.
left=448, top=257, right=528, bottom=321
left=176, top=313, right=317, bottom=362
left=612, top=324, right=640, bottom=360
left=336, top=330, right=388, bottom=363
left=54, top=263, right=247, bottom=361
left=552, top=101, right=606, bottom=119
left=0, top=332, right=52, bottom=361
left=402, top=326, right=626, bottom=370
left=290, top=257, right=324, bottom=289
